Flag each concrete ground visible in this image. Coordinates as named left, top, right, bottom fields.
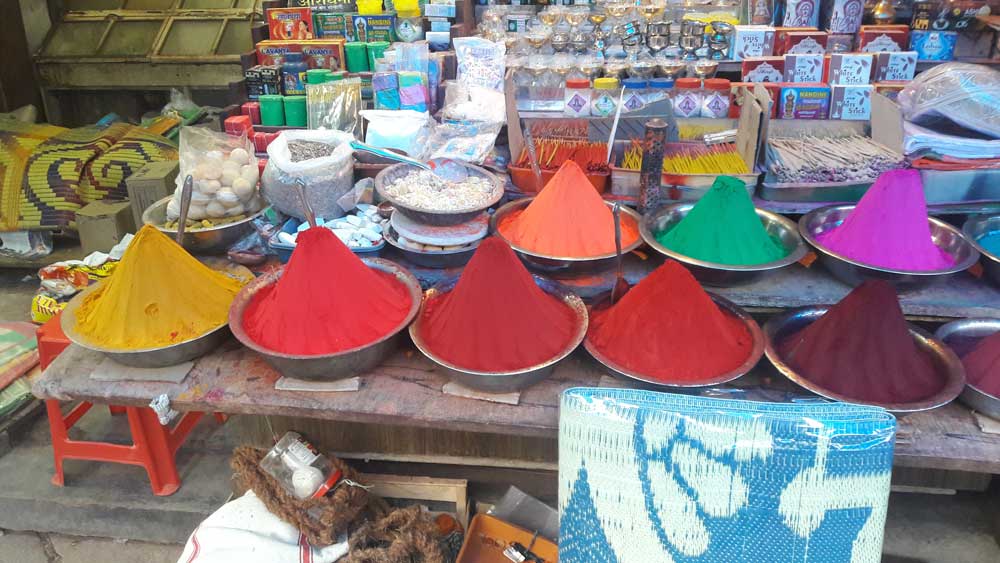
left=1, top=264, right=999, bottom=562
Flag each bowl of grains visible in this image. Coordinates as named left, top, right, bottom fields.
left=375, top=162, right=504, bottom=226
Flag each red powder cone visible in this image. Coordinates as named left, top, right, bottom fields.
left=243, top=227, right=412, bottom=355
left=419, top=237, right=578, bottom=372
left=498, top=161, right=639, bottom=257
left=588, top=260, right=753, bottom=381
left=960, top=332, right=1000, bottom=397
left=780, top=280, right=944, bottom=404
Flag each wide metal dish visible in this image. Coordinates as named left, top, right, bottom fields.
left=799, top=204, right=980, bottom=289
left=229, top=258, right=422, bottom=381
left=383, top=226, right=480, bottom=269
left=409, top=277, right=588, bottom=392
left=490, top=198, right=644, bottom=278
left=935, top=318, right=1000, bottom=420
left=764, top=306, right=966, bottom=413
left=639, top=202, right=807, bottom=286
left=61, top=282, right=231, bottom=368
left=962, top=213, right=1000, bottom=287
left=584, top=293, right=763, bottom=388
left=143, top=196, right=271, bottom=255
left=375, top=162, right=504, bottom=226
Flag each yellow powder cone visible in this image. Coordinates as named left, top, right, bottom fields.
left=74, top=225, right=244, bottom=350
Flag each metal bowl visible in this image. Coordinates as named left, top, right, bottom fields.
left=142, top=196, right=271, bottom=255
left=934, top=318, right=1000, bottom=420
left=584, top=293, right=763, bottom=388
left=799, top=205, right=980, bottom=289
left=374, top=162, right=504, bottom=226
left=640, top=203, right=807, bottom=286
left=383, top=226, right=480, bottom=269
left=409, top=277, right=589, bottom=392
left=764, top=306, right=966, bottom=413
left=60, top=282, right=231, bottom=368
left=229, top=258, right=422, bottom=381
left=962, top=213, right=1000, bottom=287
left=490, top=198, right=644, bottom=278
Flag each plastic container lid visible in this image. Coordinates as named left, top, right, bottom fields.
left=623, top=78, right=648, bottom=89
left=397, top=8, right=421, bottom=17
left=594, top=77, right=620, bottom=90
left=566, top=78, right=591, bottom=88
left=649, top=78, right=675, bottom=88
left=704, top=78, right=732, bottom=91
left=675, top=78, right=702, bottom=89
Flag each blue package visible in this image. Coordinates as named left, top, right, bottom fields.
left=910, top=30, right=957, bottom=61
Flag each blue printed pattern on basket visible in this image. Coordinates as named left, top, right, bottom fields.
left=559, top=388, right=897, bottom=563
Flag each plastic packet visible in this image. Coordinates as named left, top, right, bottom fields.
left=336, top=178, right=376, bottom=212
left=898, top=62, right=1000, bottom=139
left=168, top=126, right=261, bottom=223
left=454, top=37, right=506, bottom=92
left=306, top=78, right=362, bottom=135
left=262, top=129, right=355, bottom=220
left=394, top=43, right=431, bottom=112
left=361, top=109, right=433, bottom=156
left=260, top=432, right=339, bottom=500
left=421, top=120, right=504, bottom=164
left=441, top=83, right=506, bottom=124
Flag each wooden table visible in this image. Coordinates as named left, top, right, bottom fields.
left=35, top=341, right=1000, bottom=475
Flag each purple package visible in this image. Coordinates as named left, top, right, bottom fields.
left=783, top=0, right=820, bottom=27
left=823, top=0, right=864, bottom=34
left=778, top=85, right=831, bottom=119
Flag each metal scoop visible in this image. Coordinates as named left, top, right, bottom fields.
left=175, top=174, right=194, bottom=244
left=349, top=140, right=468, bottom=182
left=610, top=203, right=630, bottom=305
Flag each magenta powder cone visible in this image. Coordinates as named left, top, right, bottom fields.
left=815, top=169, right=955, bottom=271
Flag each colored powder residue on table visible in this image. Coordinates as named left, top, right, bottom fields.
left=655, top=175, right=786, bottom=265
left=243, top=227, right=412, bottom=355
left=419, top=237, right=577, bottom=372
left=74, top=225, right=243, bottom=349
left=976, top=231, right=1000, bottom=257
left=815, top=168, right=955, bottom=271
left=780, top=280, right=944, bottom=404
left=588, top=260, right=753, bottom=381
left=959, top=332, right=1000, bottom=397
left=497, top=161, right=639, bottom=258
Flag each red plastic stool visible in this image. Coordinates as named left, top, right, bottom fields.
left=38, top=314, right=224, bottom=496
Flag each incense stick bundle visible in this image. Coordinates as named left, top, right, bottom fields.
left=516, top=139, right=610, bottom=173
left=766, top=135, right=905, bottom=183
left=621, top=141, right=750, bottom=175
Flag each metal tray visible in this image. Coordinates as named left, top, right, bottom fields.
left=934, top=318, right=1000, bottom=420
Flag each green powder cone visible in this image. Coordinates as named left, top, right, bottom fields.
left=656, top=176, right=787, bottom=265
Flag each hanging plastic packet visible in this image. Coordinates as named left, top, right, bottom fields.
left=454, top=37, right=506, bottom=93
left=306, top=78, right=362, bottom=135
left=361, top=109, right=434, bottom=156
left=422, top=120, right=504, bottom=164
left=394, top=43, right=431, bottom=112
left=260, top=432, right=342, bottom=500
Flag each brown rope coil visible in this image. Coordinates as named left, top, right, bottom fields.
left=343, top=505, right=449, bottom=563
left=231, top=446, right=387, bottom=546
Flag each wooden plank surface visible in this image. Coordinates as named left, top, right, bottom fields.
left=34, top=342, right=1000, bottom=474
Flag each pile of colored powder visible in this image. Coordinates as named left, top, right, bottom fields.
left=497, top=161, right=639, bottom=258
left=588, top=260, right=754, bottom=381
left=780, top=280, right=944, bottom=404
left=655, top=175, right=786, bottom=265
left=976, top=231, right=1000, bottom=257
left=75, top=225, right=243, bottom=349
left=816, top=169, right=955, bottom=271
left=243, top=227, right=411, bottom=355
left=419, top=237, right=577, bottom=372
left=959, top=332, right=1000, bottom=397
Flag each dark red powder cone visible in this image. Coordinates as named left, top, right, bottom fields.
left=960, top=331, right=1000, bottom=397
left=588, top=260, right=753, bottom=381
left=243, top=227, right=411, bottom=355
left=780, top=280, right=944, bottom=404
left=419, top=237, right=577, bottom=372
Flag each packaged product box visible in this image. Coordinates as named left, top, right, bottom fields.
left=858, top=25, right=910, bottom=52
left=77, top=201, right=136, bottom=255
left=830, top=84, right=873, bottom=120
left=290, top=0, right=357, bottom=12
left=911, top=1, right=984, bottom=31
left=874, top=81, right=908, bottom=101
left=822, top=0, right=864, bottom=34
left=874, top=51, right=918, bottom=81
left=314, top=12, right=355, bottom=40
left=741, top=57, right=786, bottom=82
left=782, top=0, right=821, bottom=27
left=827, top=53, right=873, bottom=85
left=427, top=31, right=451, bottom=52
left=428, top=18, right=452, bottom=33
left=783, top=54, right=824, bottom=82
left=256, top=40, right=346, bottom=70
left=125, top=161, right=178, bottom=229
left=910, top=30, right=957, bottom=60
left=244, top=66, right=263, bottom=99
left=267, top=7, right=315, bottom=40
left=775, top=29, right=828, bottom=55
left=826, top=33, right=854, bottom=53
left=778, top=84, right=831, bottom=119
left=352, top=14, right=397, bottom=42
left=730, top=25, right=776, bottom=60
left=730, top=81, right=780, bottom=117
left=425, top=0, right=457, bottom=18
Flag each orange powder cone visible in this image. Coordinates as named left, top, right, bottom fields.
left=499, top=161, right=639, bottom=257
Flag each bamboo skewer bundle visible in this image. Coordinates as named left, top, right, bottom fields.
left=766, top=135, right=906, bottom=183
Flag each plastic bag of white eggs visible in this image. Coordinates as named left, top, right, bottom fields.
left=166, top=126, right=263, bottom=222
